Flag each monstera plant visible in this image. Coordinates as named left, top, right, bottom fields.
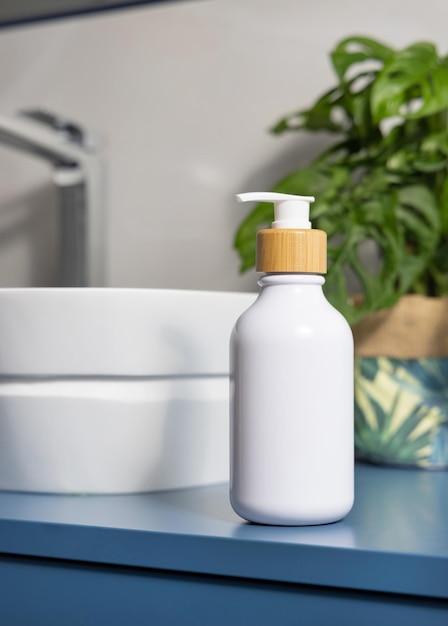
left=234, top=36, right=448, bottom=468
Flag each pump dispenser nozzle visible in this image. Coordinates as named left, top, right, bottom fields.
left=236, top=192, right=315, bottom=229
left=236, top=191, right=326, bottom=274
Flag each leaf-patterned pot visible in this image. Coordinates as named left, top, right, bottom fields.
left=355, top=357, right=448, bottom=468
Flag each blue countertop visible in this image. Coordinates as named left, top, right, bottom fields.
left=0, top=463, right=447, bottom=600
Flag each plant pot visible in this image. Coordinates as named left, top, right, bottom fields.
left=352, top=295, right=448, bottom=469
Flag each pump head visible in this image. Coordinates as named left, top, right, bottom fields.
left=236, top=191, right=326, bottom=274
left=236, top=192, right=315, bottom=229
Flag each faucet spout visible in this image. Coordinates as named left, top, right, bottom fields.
left=0, top=109, right=105, bottom=287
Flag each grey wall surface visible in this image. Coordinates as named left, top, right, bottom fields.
left=0, top=0, right=445, bottom=290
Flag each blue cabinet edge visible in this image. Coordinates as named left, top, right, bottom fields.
left=0, top=464, right=447, bottom=600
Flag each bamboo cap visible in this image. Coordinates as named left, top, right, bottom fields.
left=236, top=192, right=327, bottom=274
left=256, top=228, right=327, bottom=274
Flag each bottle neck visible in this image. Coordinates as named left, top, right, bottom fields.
left=258, top=273, right=326, bottom=289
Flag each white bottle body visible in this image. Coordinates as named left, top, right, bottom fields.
left=230, top=274, right=354, bottom=525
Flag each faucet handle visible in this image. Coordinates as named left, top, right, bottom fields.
left=19, top=109, right=104, bottom=152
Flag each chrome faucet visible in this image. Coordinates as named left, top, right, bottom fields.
left=0, top=109, right=105, bottom=287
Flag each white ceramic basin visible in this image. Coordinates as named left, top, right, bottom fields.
left=0, top=288, right=256, bottom=494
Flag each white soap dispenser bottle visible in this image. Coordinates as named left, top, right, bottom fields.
left=230, top=192, right=354, bottom=526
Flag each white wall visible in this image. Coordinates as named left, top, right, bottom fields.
left=0, top=0, right=446, bottom=290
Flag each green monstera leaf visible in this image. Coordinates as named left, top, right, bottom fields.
left=234, top=36, right=448, bottom=326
